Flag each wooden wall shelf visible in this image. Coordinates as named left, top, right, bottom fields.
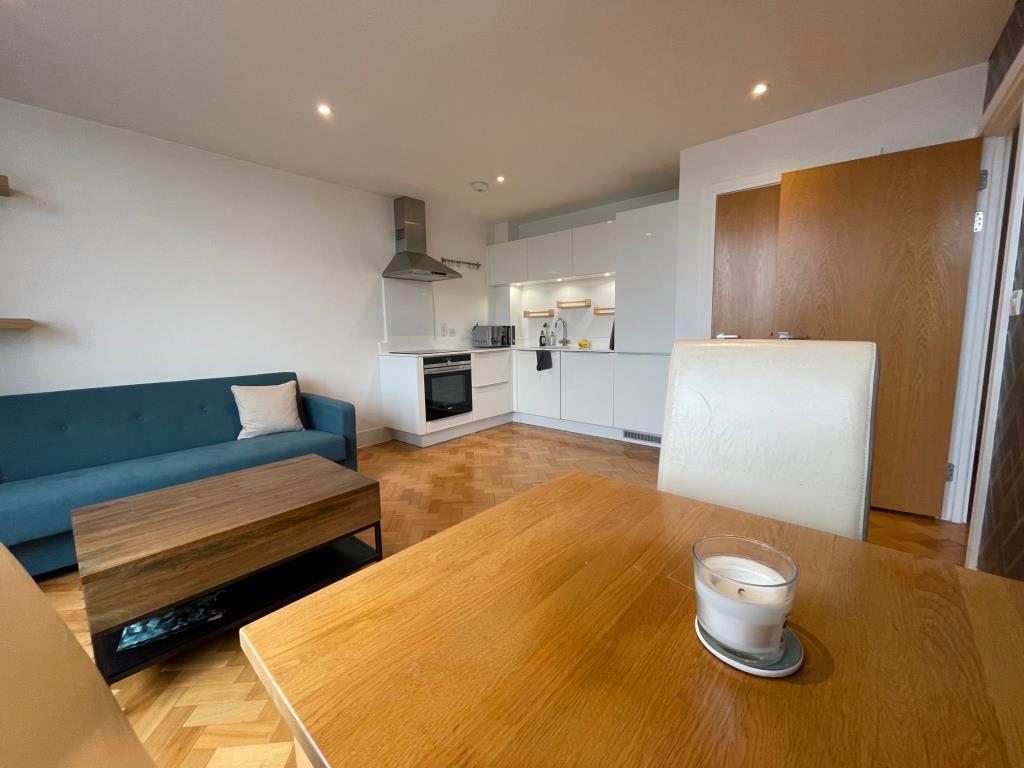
left=556, top=299, right=592, bottom=309
left=523, top=309, right=555, bottom=318
left=593, top=307, right=615, bottom=316
left=0, top=318, right=34, bottom=330
left=0, top=176, right=9, bottom=197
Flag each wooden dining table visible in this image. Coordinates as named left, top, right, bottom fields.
left=240, top=472, right=1024, bottom=767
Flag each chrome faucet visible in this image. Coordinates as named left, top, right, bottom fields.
left=554, top=317, right=570, bottom=346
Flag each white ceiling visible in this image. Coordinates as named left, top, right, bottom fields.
left=0, top=0, right=1012, bottom=223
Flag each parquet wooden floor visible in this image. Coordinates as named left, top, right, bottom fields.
left=39, top=423, right=968, bottom=767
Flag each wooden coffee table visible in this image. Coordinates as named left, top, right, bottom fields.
left=72, top=454, right=381, bottom=683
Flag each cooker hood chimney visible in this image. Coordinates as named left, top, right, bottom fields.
left=383, top=197, right=461, bottom=281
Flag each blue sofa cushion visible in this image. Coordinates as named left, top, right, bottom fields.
left=0, top=430, right=345, bottom=546
left=0, top=372, right=303, bottom=483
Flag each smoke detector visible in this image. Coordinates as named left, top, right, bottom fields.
left=469, top=180, right=489, bottom=193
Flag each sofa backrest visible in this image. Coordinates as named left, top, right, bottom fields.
left=0, top=372, right=301, bottom=483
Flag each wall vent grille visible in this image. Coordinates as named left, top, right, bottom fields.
left=623, top=430, right=661, bottom=445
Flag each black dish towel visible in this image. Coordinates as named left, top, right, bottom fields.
left=536, top=350, right=553, bottom=371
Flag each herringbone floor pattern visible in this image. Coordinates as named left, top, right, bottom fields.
left=39, top=424, right=967, bottom=766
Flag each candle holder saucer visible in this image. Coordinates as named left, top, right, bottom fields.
left=695, top=617, right=803, bottom=678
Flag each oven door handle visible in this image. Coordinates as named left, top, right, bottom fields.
left=424, top=365, right=472, bottom=374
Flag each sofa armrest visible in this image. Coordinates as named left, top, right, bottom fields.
left=302, top=394, right=358, bottom=471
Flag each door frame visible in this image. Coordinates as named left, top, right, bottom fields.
left=967, top=100, right=1024, bottom=566
left=703, top=142, right=1007, bottom=524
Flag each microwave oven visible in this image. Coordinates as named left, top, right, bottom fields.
left=472, top=324, right=515, bottom=348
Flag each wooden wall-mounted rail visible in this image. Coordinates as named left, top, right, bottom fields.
left=593, top=307, right=615, bottom=316
left=0, top=176, right=10, bottom=197
left=0, top=319, right=34, bottom=330
left=556, top=299, right=592, bottom=309
left=523, top=309, right=555, bottom=318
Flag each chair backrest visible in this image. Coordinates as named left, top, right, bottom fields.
left=0, top=544, right=155, bottom=767
left=657, top=340, right=878, bottom=540
left=0, top=372, right=300, bottom=482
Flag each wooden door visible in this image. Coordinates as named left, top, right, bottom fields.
left=775, top=138, right=982, bottom=517
left=712, top=185, right=780, bottom=339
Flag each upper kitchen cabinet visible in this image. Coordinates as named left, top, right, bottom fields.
left=486, top=239, right=528, bottom=286
left=527, top=230, right=573, bottom=282
left=571, top=220, right=616, bottom=276
left=615, top=201, right=678, bottom=353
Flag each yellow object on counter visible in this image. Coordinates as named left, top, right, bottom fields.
left=578, top=339, right=591, bottom=349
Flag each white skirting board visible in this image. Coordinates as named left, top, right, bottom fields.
left=357, top=427, right=393, bottom=448
left=391, top=414, right=513, bottom=447
left=387, top=412, right=663, bottom=449
left=512, top=413, right=661, bottom=447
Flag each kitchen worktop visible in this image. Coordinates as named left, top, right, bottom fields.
left=380, top=346, right=614, bottom=356
left=515, top=345, right=614, bottom=353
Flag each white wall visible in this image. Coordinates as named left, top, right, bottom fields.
left=430, top=202, right=490, bottom=343
left=675, top=63, right=988, bottom=339
left=0, top=98, right=487, bottom=440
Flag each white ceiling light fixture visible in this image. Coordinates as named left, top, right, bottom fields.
left=751, top=82, right=770, bottom=97
left=496, top=175, right=505, bottom=183
left=316, top=102, right=332, bottom=118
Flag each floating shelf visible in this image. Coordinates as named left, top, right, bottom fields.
left=593, top=307, right=615, bottom=316
left=0, top=176, right=9, bottom=197
left=556, top=299, right=592, bottom=309
left=0, top=318, right=33, bottom=330
left=523, top=309, right=555, bottom=318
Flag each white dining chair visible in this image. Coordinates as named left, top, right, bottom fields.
left=657, top=340, right=879, bottom=540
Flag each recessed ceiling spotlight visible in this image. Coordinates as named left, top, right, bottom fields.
left=606, top=220, right=613, bottom=224
left=645, top=232, right=652, bottom=237
left=496, top=176, right=505, bottom=183
left=316, top=103, right=332, bottom=117
left=604, top=272, right=612, bottom=277
left=751, top=82, right=769, bottom=97
left=556, top=278, right=563, bottom=282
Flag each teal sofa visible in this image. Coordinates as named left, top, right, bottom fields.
left=0, top=372, right=357, bottom=576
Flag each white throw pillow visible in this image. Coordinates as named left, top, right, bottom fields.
left=231, top=381, right=305, bottom=440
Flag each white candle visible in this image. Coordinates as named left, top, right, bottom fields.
left=694, top=555, right=793, bottom=657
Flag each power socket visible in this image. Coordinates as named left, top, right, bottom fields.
left=440, top=321, right=448, bottom=337
left=449, top=327, right=456, bottom=337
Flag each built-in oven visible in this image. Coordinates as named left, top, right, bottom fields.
left=423, top=353, right=473, bottom=422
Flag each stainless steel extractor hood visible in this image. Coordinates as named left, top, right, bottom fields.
left=382, top=197, right=461, bottom=281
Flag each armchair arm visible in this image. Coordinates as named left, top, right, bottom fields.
left=301, top=393, right=358, bottom=471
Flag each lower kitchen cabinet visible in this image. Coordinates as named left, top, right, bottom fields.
left=515, top=350, right=560, bottom=419
left=613, top=354, right=671, bottom=435
left=472, top=381, right=513, bottom=420
left=560, top=353, right=613, bottom=426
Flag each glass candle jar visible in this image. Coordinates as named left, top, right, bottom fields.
left=692, top=535, right=799, bottom=666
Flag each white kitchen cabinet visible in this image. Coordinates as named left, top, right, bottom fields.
left=515, top=350, right=560, bottom=418
left=613, top=353, right=671, bottom=435
left=615, top=201, right=677, bottom=353
left=571, top=220, right=616, bottom=276
left=560, top=352, right=613, bottom=426
left=527, top=231, right=573, bottom=282
left=487, top=240, right=528, bottom=286
left=471, top=351, right=512, bottom=387
left=472, top=382, right=513, bottom=420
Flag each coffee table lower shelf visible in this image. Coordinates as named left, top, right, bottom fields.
left=91, top=530, right=381, bottom=684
